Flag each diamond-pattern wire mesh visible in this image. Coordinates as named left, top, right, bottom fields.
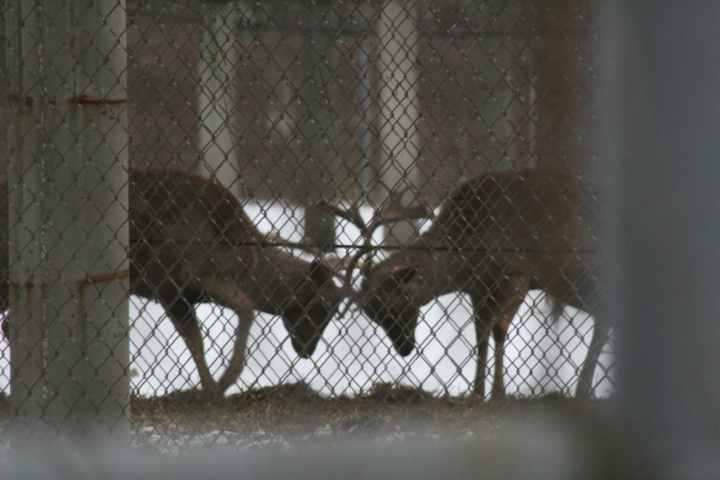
left=1, top=0, right=609, bottom=444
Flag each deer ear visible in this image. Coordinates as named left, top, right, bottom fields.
left=309, top=259, right=333, bottom=284
left=390, top=265, right=418, bottom=284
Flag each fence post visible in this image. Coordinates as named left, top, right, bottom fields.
left=533, top=0, right=586, bottom=171
left=376, top=0, right=421, bottom=246
left=6, top=0, right=130, bottom=442
left=197, top=1, right=242, bottom=196
left=604, top=2, right=720, bottom=475
left=298, top=5, right=337, bottom=252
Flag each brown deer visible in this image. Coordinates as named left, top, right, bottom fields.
left=353, top=169, right=607, bottom=399
left=0, top=169, right=344, bottom=395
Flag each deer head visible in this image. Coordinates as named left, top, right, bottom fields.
left=359, top=263, right=423, bottom=356
left=281, top=259, right=343, bottom=358
left=313, top=187, right=434, bottom=355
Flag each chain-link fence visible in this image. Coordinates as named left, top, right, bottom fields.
left=1, top=0, right=611, bottom=448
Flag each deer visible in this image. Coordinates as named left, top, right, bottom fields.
left=0, top=168, right=344, bottom=395
left=320, top=169, right=607, bottom=400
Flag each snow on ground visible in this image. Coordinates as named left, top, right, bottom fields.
left=0, top=201, right=613, bottom=398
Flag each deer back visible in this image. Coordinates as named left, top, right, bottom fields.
left=434, top=170, right=597, bottom=251
left=129, top=168, right=259, bottom=299
left=360, top=169, right=603, bottom=328
left=420, top=169, right=602, bottom=310
left=130, top=169, right=343, bottom=357
left=0, top=169, right=259, bottom=306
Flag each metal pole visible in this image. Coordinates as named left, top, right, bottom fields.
left=6, top=0, right=130, bottom=442
left=298, top=6, right=337, bottom=252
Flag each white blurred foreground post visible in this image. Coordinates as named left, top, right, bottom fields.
left=5, top=0, right=130, bottom=442
left=603, top=2, right=720, bottom=477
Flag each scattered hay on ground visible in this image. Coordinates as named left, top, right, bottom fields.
left=130, top=383, right=608, bottom=451
left=0, top=385, right=608, bottom=452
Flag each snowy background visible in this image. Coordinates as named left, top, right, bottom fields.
left=0, top=201, right=613, bottom=399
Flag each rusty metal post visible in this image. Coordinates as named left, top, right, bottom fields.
left=6, top=0, right=130, bottom=442
left=532, top=0, right=587, bottom=171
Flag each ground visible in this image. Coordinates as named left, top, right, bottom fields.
left=128, top=383, right=610, bottom=452
left=0, top=384, right=609, bottom=453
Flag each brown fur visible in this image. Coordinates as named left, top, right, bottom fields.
left=1, top=169, right=343, bottom=395
left=359, top=169, right=606, bottom=399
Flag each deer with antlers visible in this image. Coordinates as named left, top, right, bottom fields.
left=1, top=169, right=344, bottom=395
left=320, top=169, right=606, bottom=400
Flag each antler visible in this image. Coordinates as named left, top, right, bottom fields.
left=314, top=186, right=435, bottom=255
left=313, top=188, right=435, bottom=318
left=313, top=198, right=374, bottom=288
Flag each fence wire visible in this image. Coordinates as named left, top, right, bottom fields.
left=1, top=0, right=609, bottom=449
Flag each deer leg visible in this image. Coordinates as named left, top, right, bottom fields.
left=576, top=315, right=610, bottom=400
left=203, top=281, right=255, bottom=392
left=488, top=277, right=529, bottom=400
left=570, top=270, right=607, bottom=400
left=216, top=308, right=253, bottom=393
left=490, top=316, right=511, bottom=400
left=470, top=275, right=529, bottom=400
left=160, top=298, right=222, bottom=395
left=469, top=290, right=496, bottom=399
left=490, top=289, right=527, bottom=400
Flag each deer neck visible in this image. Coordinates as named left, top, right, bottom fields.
left=244, top=247, right=308, bottom=315
left=388, top=230, right=474, bottom=302
left=385, top=252, right=457, bottom=303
